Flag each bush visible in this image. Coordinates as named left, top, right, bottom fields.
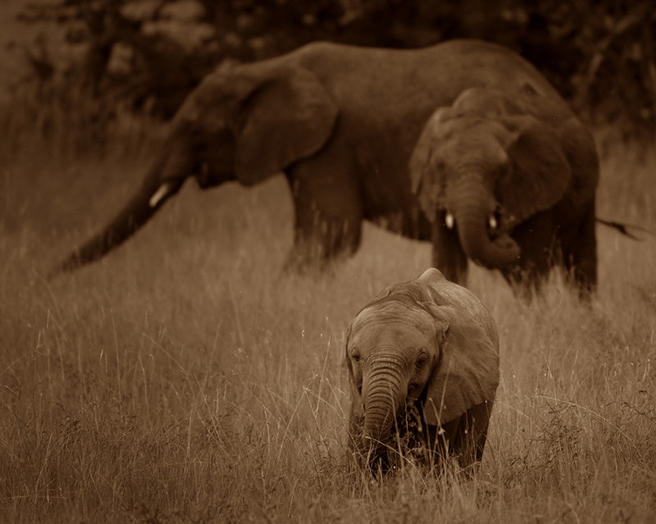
left=13, top=0, right=656, bottom=138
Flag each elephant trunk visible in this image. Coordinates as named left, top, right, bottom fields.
left=362, top=356, right=406, bottom=454
left=49, top=138, right=195, bottom=277
left=449, top=175, right=520, bottom=269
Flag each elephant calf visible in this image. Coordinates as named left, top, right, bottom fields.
left=346, top=268, right=499, bottom=473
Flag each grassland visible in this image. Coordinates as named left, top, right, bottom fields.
left=1, top=80, right=655, bottom=523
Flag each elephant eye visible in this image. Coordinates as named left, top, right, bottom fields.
left=415, top=354, right=428, bottom=369
left=351, top=350, right=361, bottom=363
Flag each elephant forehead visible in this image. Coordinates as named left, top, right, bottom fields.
left=435, top=120, right=508, bottom=160
left=351, top=303, right=435, bottom=348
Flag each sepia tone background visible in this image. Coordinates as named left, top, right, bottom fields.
left=1, top=1, right=655, bottom=522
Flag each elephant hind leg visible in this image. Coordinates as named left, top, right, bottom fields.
left=562, top=204, right=598, bottom=296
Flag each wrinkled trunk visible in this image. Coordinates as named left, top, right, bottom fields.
left=362, top=357, right=406, bottom=456
left=50, top=138, right=195, bottom=276
left=449, top=176, right=520, bottom=269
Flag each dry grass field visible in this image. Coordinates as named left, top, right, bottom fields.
left=1, top=47, right=656, bottom=524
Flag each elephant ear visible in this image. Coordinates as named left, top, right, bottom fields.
left=344, top=323, right=364, bottom=418
left=409, top=108, right=451, bottom=220
left=235, top=67, right=338, bottom=186
left=418, top=269, right=500, bottom=426
left=498, top=114, right=573, bottom=224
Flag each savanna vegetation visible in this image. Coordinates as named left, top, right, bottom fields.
left=1, top=1, right=656, bottom=523
left=15, top=0, right=656, bottom=137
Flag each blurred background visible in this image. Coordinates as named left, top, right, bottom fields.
left=2, top=0, right=656, bottom=143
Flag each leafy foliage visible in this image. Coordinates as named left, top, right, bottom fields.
left=15, top=0, right=656, bottom=137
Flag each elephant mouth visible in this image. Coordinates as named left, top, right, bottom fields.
left=486, top=210, right=521, bottom=264
left=362, top=401, right=427, bottom=471
left=195, top=161, right=235, bottom=188
left=446, top=206, right=516, bottom=240
left=444, top=204, right=521, bottom=268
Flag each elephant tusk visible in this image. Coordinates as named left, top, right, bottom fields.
left=488, top=215, right=498, bottom=230
left=149, top=181, right=176, bottom=208
left=445, top=211, right=455, bottom=230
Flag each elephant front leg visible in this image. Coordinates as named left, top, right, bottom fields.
left=453, top=401, right=493, bottom=471
left=286, top=208, right=363, bottom=270
left=423, top=400, right=493, bottom=472
left=285, top=172, right=363, bottom=270
left=501, top=211, right=554, bottom=293
left=346, top=409, right=367, bottom=469
left=431, top=219, right=468, bottom=285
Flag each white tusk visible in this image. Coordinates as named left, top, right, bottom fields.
left=445, top=211, right=455, bottom=230
left=488, top=215, right=498, bottom=230
left=149, top=182, right=174, bottom=208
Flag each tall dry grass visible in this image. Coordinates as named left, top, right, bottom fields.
left=0, top=88, right=655, bottom=523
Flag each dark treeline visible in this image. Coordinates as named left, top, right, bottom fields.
left=18, top=0, right=656, bottom=139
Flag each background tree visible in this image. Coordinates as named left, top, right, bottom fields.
left=15, top=0, right=656, bottom=139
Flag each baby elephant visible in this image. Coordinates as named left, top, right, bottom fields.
left=346, top=268, right=499, bottom=472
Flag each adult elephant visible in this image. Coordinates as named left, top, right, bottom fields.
left=410, top=85, right=599, bottom=293
left=51, top=39, right=597, bottom=287
left=346, top=268, right=499, bottom=472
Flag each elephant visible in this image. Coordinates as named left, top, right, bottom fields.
left=410, top=84, right=599, bottom=294
left=50, top=38, right=596, bottom=283
left=345, top=267, right=499, bottom=473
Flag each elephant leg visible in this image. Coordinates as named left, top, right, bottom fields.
left=451, top=401, right=493, bottom=470
left=285, top=170, right=363, bottom=269
left=432, top=221, right=468, bottom=286
left=561, top=203, right=597, bottom=296
left=502, top=211, right=554, bottom=292
left=346, top=410, right=367, bottom=469
left=421, top=400, right=492, bottom=471
left=290, top=210, right=362, bottom=268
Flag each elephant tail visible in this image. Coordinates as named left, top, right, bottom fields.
left=596, top=217, right=652, bottom=241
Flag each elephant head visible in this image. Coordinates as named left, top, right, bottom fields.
left=410, top=86, right=574, bottom=272
left=346, top=268, right=499, bottom=470
left=51, top=62, right=338, bottom=275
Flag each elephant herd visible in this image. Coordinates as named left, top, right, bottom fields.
left=51, top=39, right=621, bottom=472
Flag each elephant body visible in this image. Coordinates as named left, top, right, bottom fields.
left=52, top=39, right=597, bottom=293
left=346, top=268, right=499, bottom=472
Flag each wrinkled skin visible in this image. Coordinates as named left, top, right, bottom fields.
left=346, top=268, right=499, bottom=473
left=411, top=86, right=599, bottom=295
left=50, top=39, right=594, bottom=285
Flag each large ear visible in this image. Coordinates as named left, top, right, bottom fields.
left=419, top=271, right=500, bottom=426
left=409, top=107, right=452, bottom=221
left=344, top=323, right=364, bottom=418
left=235, top=66, right=338, bottom=185
left=497, top=114, right=572, bottom=224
